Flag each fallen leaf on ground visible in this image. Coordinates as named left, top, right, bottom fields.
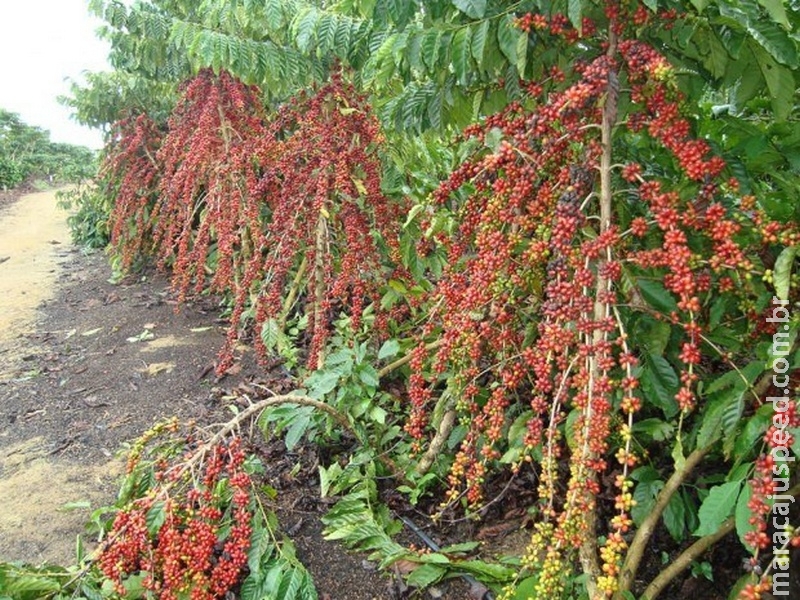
left=81, top=327, right=102, bottom=336
left=226, top=363, right=242, bottom=376
left=391, top=559, right=419, bottom=575
left=127, top=330, right=155, bottom=343
left=139, top=362, right=175, bottom=377
left=60, top=500, right=91, bottom=511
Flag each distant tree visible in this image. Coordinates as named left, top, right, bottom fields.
left=0, top=108, right=97, bottom=188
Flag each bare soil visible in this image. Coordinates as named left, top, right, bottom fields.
left=0, top=189, right=474, bottom=599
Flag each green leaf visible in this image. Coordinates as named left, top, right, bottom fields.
left=757, top=0, right=789, bottom=27
left=640, top=353, right=679, bottom=417
left=567, top=0, right=582, bottom=31
left=261, top=318, right=282, bottom=352
left=358, top=365, right=380, bottom=388
left=721, top=390, right=746, bottom=440
left=277, top=565, right=305, bottom=600
left=122, top=573, right=147, bottom=598
left=698, top=30, right=731, bottom=78
left=470, top=20, right=490, bottom=69
left=497, top=14, right=519, bottom=64
left=773, top=246, right=797, bottom=301
left=307, top=370, right=340, bottom=397
left=634, top=315, right=672, bottom=356
left=631, top=418, right=674, bottom=442
left=421, top=29, right=444, bottom=70
left=704, top=361, right=761, bottom=394
left=146, top=501, right=166, bottom=535
left=735, top=482, right=757, bottom=549
left=457, top=560, right=516, bottom=581
left=3, top=575, right=61, bottom=597
left=690, top=0, right=710, bottom=12
left=247, top=525, right=274, bottom=573
left=515, top=27, right=528, bottom=77
left=631, top=465, right=661, bottom=482
left=673, top=437, right=686, bottom=471
left=452, top=0, right=487, bottom=19
left=565, top=408, right=581, bottom=451
left=513, top=577, right=539, bottom=599
left=418, top=552, right=451, bottom=565
left=452, top=26, right=472, bottom=84
left=709, top=296, right=732, bottom=329
left=753, top=44, right=795, bottom=121
left=744, top=12, right=798, bottom=68
left=697, top=388, right=744, bottom=449
left=406, top=562, right=447, bottom=587
left=387, top=0, right=415, bottom=28
left=632, top=478, right=665, bottom=525
left=637, top=279, right=679, bottom=314
left=60, top=500, right=91, bottom=511
left=293, top=8, right=319, bottom=54
left=378, top=339, right=401, bottom=360
left=663, top=492, right=687, bottom=541
left=439, top=541, right=481, bottom=554
left=316, top=14, right=337, bottom=55
left=734, top=405, right=772, bottom=459
left=285, top=412, right=312, bottom=451
left=264, top=0, right=284, bottom=31
left=318, top=463, right=343, bottom=498
left=694, top=480, right=742, bottom=537
left=369, top=404, right=388, bottom=425
left=728, top=574, right=757, bottom=600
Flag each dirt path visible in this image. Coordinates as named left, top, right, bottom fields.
left=0, top=189, right=71, bottom=371
left=0, top=188, right=114, bottom=564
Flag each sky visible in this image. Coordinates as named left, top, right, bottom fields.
left=0, top=1, right=111, bottom=149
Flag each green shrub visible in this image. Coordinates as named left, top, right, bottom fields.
left=57, top=184, right=110, bottom=249
left=0, top=156, right=26, bottom=189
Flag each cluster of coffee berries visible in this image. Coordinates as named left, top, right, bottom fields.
left=98, top=434, right=253, bottom=599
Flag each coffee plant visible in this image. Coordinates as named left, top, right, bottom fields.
left=218, top=72, right=405, bottom=373
left=100, top=113, right=164, bottom=268
left=0, top=155, right=25, bottom=190
left=98, top=421, right=256, bottom=599
left=0, top=414, right=318, bottom=600
left=56, top=183, right=111, bottom=248
left=402, top=8, right=799, bottom=599
left=150, top=68, right=268, bottom=303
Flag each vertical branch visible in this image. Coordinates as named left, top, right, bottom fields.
left=579, top=26, right=620, bottom=597
left=312, top=211, right=328, bottom=370
left=218, top=101, right=231, bottom=153
left=280, top=256, right=308, bottom=328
